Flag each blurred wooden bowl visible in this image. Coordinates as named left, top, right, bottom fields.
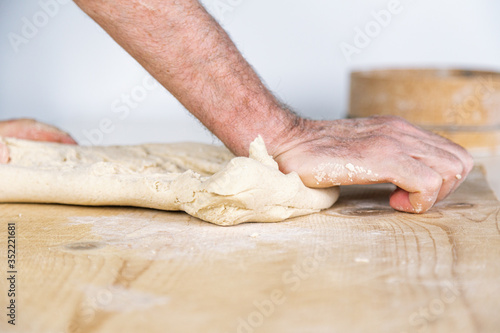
left=348, top=68, right=500, bottom=156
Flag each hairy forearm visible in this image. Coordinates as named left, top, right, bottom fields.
left=74, top=0, right=297, bottom=156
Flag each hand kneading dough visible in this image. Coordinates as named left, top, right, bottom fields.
left=0, top=136, right=339, bottom=225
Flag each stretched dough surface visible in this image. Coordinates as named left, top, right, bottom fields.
left=0, top=136, right=339, bottom=225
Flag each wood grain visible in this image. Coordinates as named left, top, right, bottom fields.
left=0, top=167, right=499, bottom=333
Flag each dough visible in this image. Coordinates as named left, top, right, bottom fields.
left=0, top=136, right=339, bottom=225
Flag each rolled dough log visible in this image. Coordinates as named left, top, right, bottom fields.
left=0, top=136, right=339, bottom=225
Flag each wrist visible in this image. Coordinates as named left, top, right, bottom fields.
left=264, top=109, right=305, bottom=157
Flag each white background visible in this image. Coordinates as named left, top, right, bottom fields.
left=1, top=0, right=499, bottom=145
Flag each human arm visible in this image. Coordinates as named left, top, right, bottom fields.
left=73, top=0, right=473, bottom=213
left=73, top=0, right=292, bottom=157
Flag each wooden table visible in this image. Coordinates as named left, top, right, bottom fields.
left=1, top=167, right=499, bottom=333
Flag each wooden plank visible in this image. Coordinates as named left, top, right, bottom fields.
left=0, top=167, right=499, bottom=333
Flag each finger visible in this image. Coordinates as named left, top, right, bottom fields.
left=395, top=137, right=463, bottom=202
left=408, top=130, right=473, bottom=180
left=389, top=119, right=474, bottom=179
left=2, top=119, right=77, bottom=145
left=413, top=150, right=463, bottom=202
left=19, top=129, right=77, bottom=144
left=404, top=135, right=470, bottom=197
left=42, top=131, right=78, bottom=144
left=27, top=121, right=78, bottom=144
left=382, top=155, right=442, bottom=213
left=366, top=116, right=474, bottom=179
left=313, top=153, right=443, bottom=213
left=0, top=142, right=10, bottom=164
left=389, top=187, right=412, bottom=212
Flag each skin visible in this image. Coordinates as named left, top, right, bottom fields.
left=0, top=0, right=474, bottom=213
left=273, top=117, right=473, bottom=213
left=0, top=119, right=77, bottom=163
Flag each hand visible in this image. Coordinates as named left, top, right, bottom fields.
left=0, top=119, right=77, bottom=163
left=271, top=116, right=474, bottom=213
